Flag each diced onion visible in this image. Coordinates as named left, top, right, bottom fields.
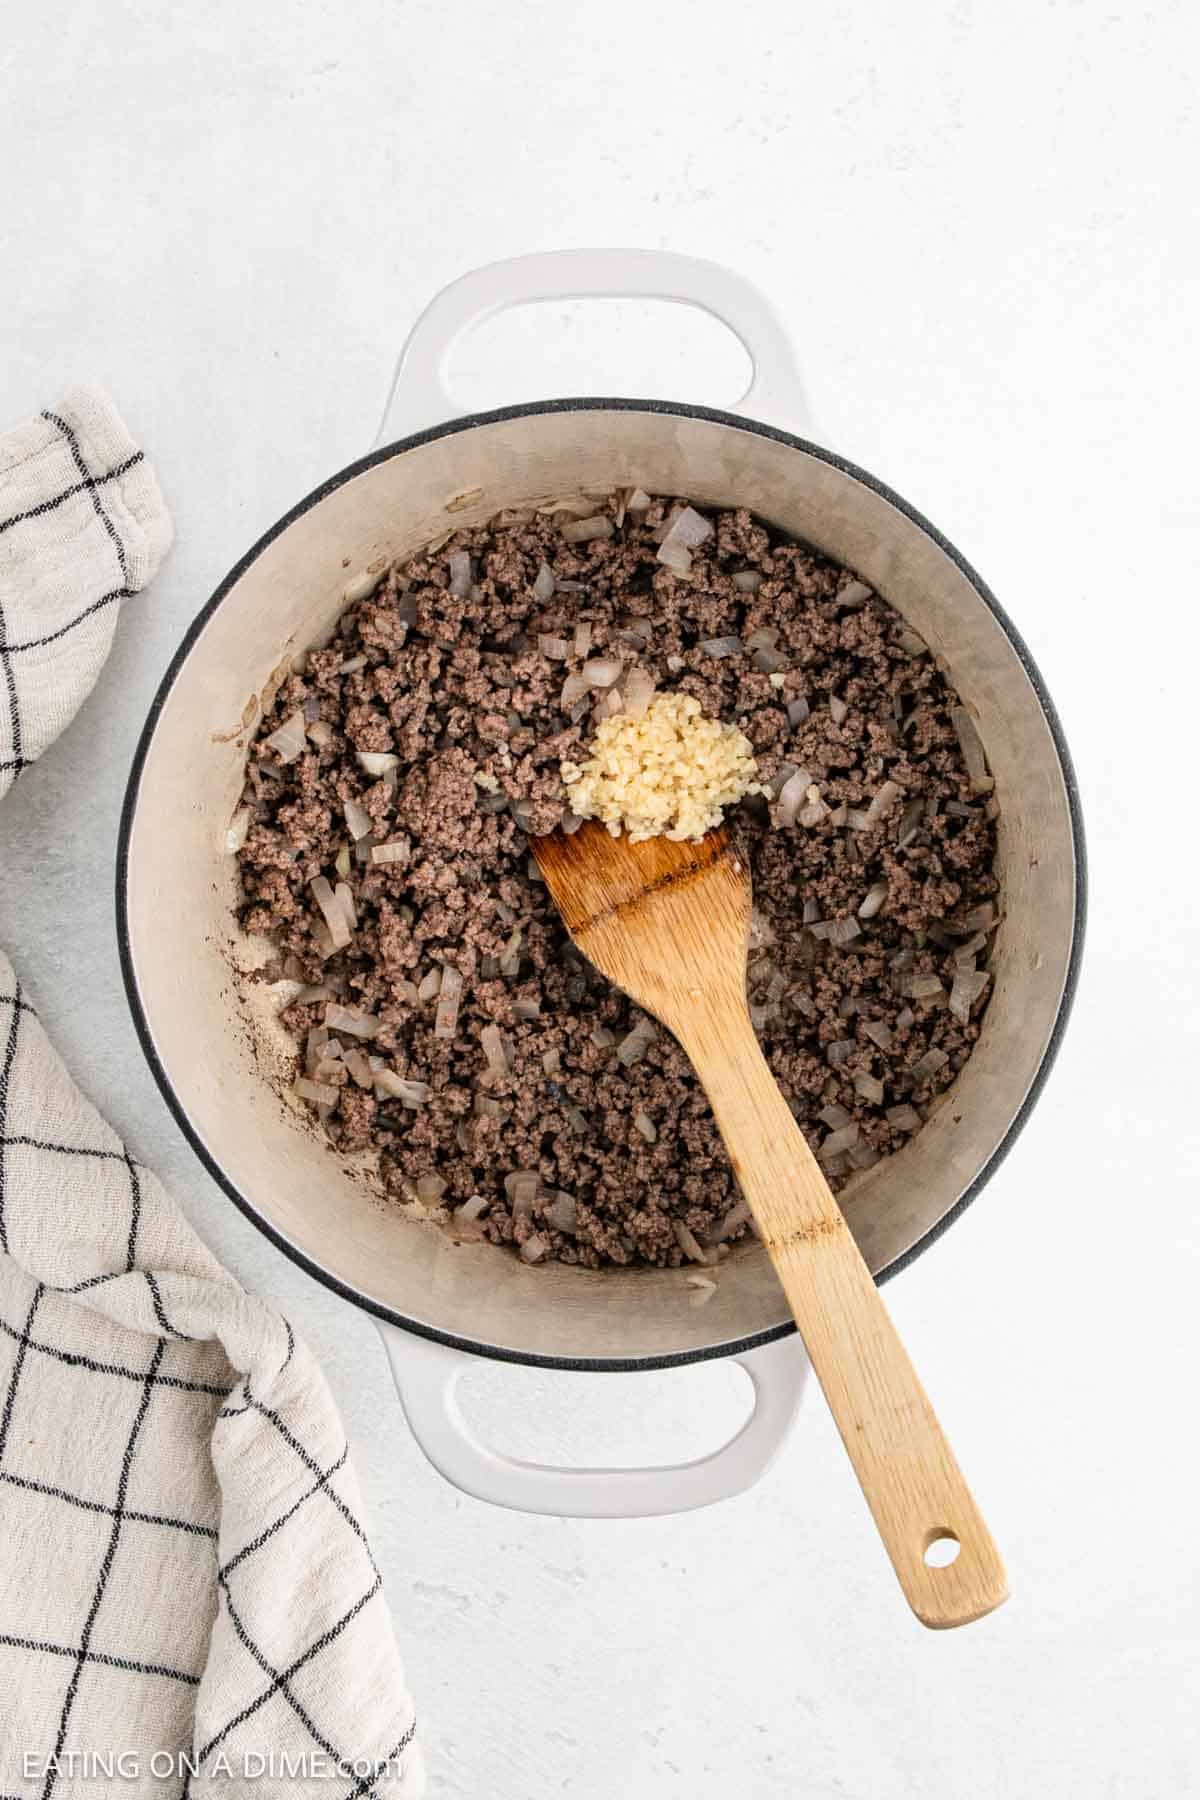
left=838, top=579, right=873, bottom=608
left=324, top=1002, right=379, bottom=1039
left=533, top=562, right=556, bottom=602
left=343, top=1048, right=374, bottom=1089
left=343, top=797, right=373, bottom=841
left=434, top=965, right=464, bottom=1039
left=371, top=839, right=411, bottom=866
left=418, top=966, right=443, bottom=1002
left=416, top=1174, right=447, bottom=1204
left=863, top=779, right=902, bottom=831
left=911, top=1047, right=950, bottom=1081
left=699, top=636, right=742, bottom=658
left=829, top=694, right=849, bottom=725
left=854, top=1072, right=886, bottom=1106
left=825, top=917, right=861, bottom=945
left=709, top=1199, right=751, bottom=1243
left=583, top=657, right=622, bottom=688
left=543, top=1192, right=577, bottom=1234
left=776, top=770, right=809, bottom=827
left=310, top=876, right=352, bottom=949
left=673, top=1219, right=713, bottom=1265
left=519, top=1233, right=549, bottom=1264
left=862, top=1019, right=894, bottom=1051
left=225, top=807, right=252, bottom=853
left=949, top=968, right=990, bottom=1022
left=886, top=1104, right=922, bottom=1132
left=373, top=1070, right=431, bottom=1106
left=448, top=551, right=473, bottom=597
left=656, top=535, right=692, bottom=574
left=896, top=628, right=928, bottom=657
left=907, top=974, right=944, bottom=1001
left=481, top=1023, right=512, bottom=1076
left=622, top=665, right=656, bottom=719
left=950, top=706, right=994, bottom=795
left=357, top=751, right=399, bottom=777
left=821, top=1123, right=861, bottom=1158
left=858, top=882, right=890, bottom=920
left=633, top=1111, right=657, bottom=1143
left=733, top=570, right=762, bottom=593
left=265, top=711, right=307, bottom=764
left=456, top=1195, right=489, bottom=1224
left=562, top=516, right=614, bottom=543
left=294, top=1078, right=338, bottom=1107
left=658, top=511, right=712, bottom=550
left=592, top=687, right=623, bottom=723
left=953, top=931, right=988, bottom=965
left=334, top=881, right=356, bottom=930
left=897, top=796, right=925, bottom=847
left=616, top=1017, right=657, bottom=1066
left=573, top=621, right=593, bottom=657
left=505, top=1169, right=540, bottom=1215
left=538, top=635, right=571, bottom=660
left=337, top=654, right=367, bottom=675
left=627, top=487, right=652, bottom=512
left=743, top=628, right=778, bottom=654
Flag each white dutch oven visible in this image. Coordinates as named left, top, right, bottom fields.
left=118, top=252, right=1085, bottom=1518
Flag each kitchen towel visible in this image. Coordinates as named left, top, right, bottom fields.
left=0, top=389, right=422, bottom=1798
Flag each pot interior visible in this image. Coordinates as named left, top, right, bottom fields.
left=122, top=404, right=1078, bottom=1364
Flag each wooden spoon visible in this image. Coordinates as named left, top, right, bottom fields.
left=533, top=819, right=1008, bottom=1629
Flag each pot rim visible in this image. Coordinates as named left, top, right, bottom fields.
left=116, top=396, right=1087, bottom=1372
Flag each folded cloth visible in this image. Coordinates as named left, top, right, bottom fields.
left=0, top=390, right=422, bottom=1798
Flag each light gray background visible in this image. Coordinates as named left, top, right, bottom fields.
left=3, top=3, right=1199, bottom=1796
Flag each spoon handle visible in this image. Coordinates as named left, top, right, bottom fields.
left=678, top=999, right=1008, bottom=1629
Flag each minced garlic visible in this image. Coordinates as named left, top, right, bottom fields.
left=561, top=692, right=766, bottom=843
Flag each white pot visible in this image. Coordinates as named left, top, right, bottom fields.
left=118, top=251, right=1084, bottom=1518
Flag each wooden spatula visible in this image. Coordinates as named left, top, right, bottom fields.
left=533, top=818, right=1008, bottom=1629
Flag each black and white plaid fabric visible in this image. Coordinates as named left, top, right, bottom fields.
left=0, top=392, right=422, bottom=1797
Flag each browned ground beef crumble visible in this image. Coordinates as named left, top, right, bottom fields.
left=236, top=495, right=999, bottom=1268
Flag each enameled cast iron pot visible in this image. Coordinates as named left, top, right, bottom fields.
left=118, top=252, right=1085, bottom=1518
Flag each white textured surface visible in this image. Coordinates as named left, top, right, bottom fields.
left=3, top=3, right=1199, bottom=1795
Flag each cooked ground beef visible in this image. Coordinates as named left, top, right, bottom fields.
left=235, top=494, right=999, bottom=1268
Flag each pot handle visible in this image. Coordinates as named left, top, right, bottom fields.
left=379, top=1323, right=808, bottom=1518
left=374, top=249, right=813, bottom=443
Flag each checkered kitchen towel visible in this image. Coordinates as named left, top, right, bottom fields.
left=0, top=390, right=422, bottom=1797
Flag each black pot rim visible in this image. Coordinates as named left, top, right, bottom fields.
left=116, top=396, right=1087, bottom=1373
